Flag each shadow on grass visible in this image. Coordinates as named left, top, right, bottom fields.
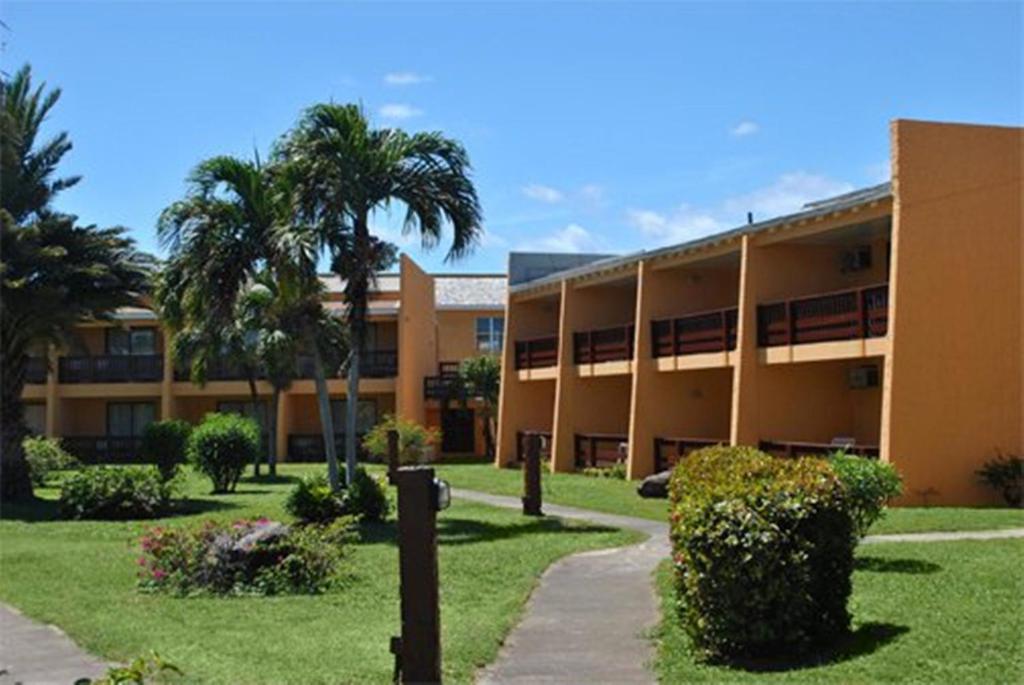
left=0, top=496, right=60, bottom=522
left=242, top=474, right=302, bottom=486
left=855, top=556, right=942, bottom=575
left=725, top=623, right=910, bottom=673
left=170, top=497, right=242, bottom=516
left=0, top=495, right=240, bottom=522
left=352, top=515, right=617, bottom=547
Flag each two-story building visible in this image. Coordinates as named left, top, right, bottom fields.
left=22, top=255, right=506, bottom=462
left=496, top=119, right=1022, bottom=505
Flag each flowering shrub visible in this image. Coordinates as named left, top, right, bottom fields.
left=138, top=517, right=353, bottom=595
left=669, top=445, right=855, bottom=661
left=59, top=466, right=170, bottom=520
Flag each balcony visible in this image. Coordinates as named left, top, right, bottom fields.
left=653, top=436, right=726, bottom=472
left=173, top=359, right=263, bottom=382
left=573, top=324, right=635, bottom=365
left=59, top=355, right=163, bottom=384
left=25, top=357, right=48, bottom=384
left=573, top=432, right=628, bottom=469
left=296, top=349, right=398, bottom=380
left=757, top=284, right=888, bottom=347
left=62, top=436, right=142, bottom=463
left=287, top=433, right=366, bottom=462
left=424, top=362, right=462, bottom=400
left=514, top=336, right=558, bottom=370
left=651, top=308, right=738, bottom=357
left=759, top=439, right=880, bottom=459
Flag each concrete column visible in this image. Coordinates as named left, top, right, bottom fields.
left=276, top=392, right=291, bottom=462
left=627, top=260, right=657, bottom=479
left=160, top=330, right=176, bottom=420
left=44, top=346, right=60, bottom=437
left=495, top=297, right=521, bottom=467
left=730, top=235, right=765, bottom=446
left=550, top=281, right=578, bottom=473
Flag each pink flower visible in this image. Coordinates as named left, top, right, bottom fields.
left=137, top=557, right=148, bottom=566
left=152, top=569, right=167, bottom=580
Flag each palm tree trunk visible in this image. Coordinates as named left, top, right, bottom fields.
left=0, top=353, right=33, bottom=501
left=311, top=342, right=341, bottom=491
left=345, top=346, right=360, bottom=486
left=247, top=374, right=262, bottom=477
left=268, top=387, right=280, bottom=477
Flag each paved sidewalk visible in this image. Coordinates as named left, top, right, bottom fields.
left=863, top=527, right=1024, bottom=544
left=0, top=604, right=107, bottom=685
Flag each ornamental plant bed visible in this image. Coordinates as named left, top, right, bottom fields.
left=138, top=517, right=354, bottom=596
left=668, top=445, right=855, bottom=661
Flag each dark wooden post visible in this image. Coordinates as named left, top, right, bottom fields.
left=387, top=429, right=400, bottom=485
left=522, top=434, right=543, bottom=516
left=393, top=467, right=442, bottom=684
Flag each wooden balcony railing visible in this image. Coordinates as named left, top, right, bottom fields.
left=515, top=430, right=552, bottom=463
left=63, top=436, right=144, bottom=464
left=573, top=324, right=635, bottom=365
left=651, top=307, right=738, bottom=357
left=287, top=433, right=366, bottom=462
left=759, top=439, right=880, bottom=459
left=295, top=349, right=399, bottom=380
left=58, top=355, right=163, bottom=383
left=173, top=359, right=264, bottom=382
left=514, top=336, right=559, bottom=370
left=653, top=436, right=726, bottom=472
left=424, top=362, right=466, bottom=400
left=25, top=357, right=48, bottom=384
left=757, top=284, right=888, bottom=347
left=574, top=432, right=628, bottom=469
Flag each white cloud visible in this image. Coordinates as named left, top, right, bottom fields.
left=730, top=120, right=760, bottom=137
left=519, top=223, right=603, bottom=253
left=522, top=184, right=564, bottom=204
left=379, top=103, right=423, bottom=120
left=384, top=72, right=432, bottom=86
left=578, top=184, right=606, bottom=207
left=627, top=171, right=853, bottom=245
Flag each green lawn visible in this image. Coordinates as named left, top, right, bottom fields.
left=0, top=465, right=640, bottom=685
left=426, top=462, right=1024, bottom=534
left=653, top=539, right=1024, bottom=683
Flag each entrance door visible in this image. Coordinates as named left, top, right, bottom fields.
left=441, top=408, right=475, bottom=454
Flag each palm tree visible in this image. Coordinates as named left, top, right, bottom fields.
left=277, top=104, right=483, bottom=484
left=156, top=155, right=346, bottom=489
left=456, top=355, right=501, bottom=459
left=1, top=65, right=152, bottom=500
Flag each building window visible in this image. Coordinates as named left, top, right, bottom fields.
left=475, top=317, right=504, bottom=353
left=106, top=327, right=157, bottom=356
left=330, top=399, right=378, bottom=434
left=217, top=401, right=268, bottom=430
left=107, top=402, right=156, bottom=437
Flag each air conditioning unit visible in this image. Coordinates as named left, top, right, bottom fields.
left=849, top=365, right=880, bottom=389
left=840, top=246, right=872, bottom=273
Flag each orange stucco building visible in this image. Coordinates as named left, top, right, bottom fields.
left=496, top=120, right=1022, bottom=505
left=22, top=255, right=506, bottom=462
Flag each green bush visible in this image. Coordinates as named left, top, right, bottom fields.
left=59, top=466, right=170, bottom=520
left=141, top=419, right=192, bottom=482
left=976, top=453, right=1023, bottom=507
left=363, top=414, right=440, bottom=465
left=138, top=517, right=354, bottom=596
left=582, top=462, right=626, bottom=479
left=829, top=452, right=903, bottom=537
left=669, top=445, right=855, bottom=661
left=286, top=468, right=391, bottom=524
left=23, top=435, right=78, bottom=486
left=187, top=413, right=259, bottom=493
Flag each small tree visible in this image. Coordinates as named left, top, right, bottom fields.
left=363, top=415, right=440, bottom=465
left=187, top=413, right=259, bottom=493
left=454, top=355, right=500, bottom=459
left=141, top=419, right=192, bottom=482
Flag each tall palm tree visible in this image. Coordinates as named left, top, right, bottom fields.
left=277, top=104, right=483, bottom=484
left=1, top=65, right=152, bottom=500
left=156, top=155, right=346, bottom=489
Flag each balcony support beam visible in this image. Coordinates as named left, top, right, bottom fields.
left=731, top=235, right=768, bottom=446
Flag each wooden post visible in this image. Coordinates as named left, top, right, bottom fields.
left=387, top=429, right=400, bottom=485
left=393, top=467, right=442, bottom=684
left=522, top=434, right=542, bottom=516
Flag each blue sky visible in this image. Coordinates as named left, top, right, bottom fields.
left=4, top=1, right=1021, bottom=273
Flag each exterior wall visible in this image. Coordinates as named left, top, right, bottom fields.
left=396, top=255, right=437, bottom=427
left=436, top=308, right=504, bottom=363
left=885, top=120, right=1023, bottom=505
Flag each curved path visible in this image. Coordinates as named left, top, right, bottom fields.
left=457, top=488, right=1024, bottom=685
left=0, top=603, right=108, bottom=685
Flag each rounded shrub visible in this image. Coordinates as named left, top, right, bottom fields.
left=286, top=467, right=390, bottom=524
left=344, top=467, right=390, bottom=523
left=187, top=413, right=259, bottom=493
left=141, top=419, right=193, bottom=482
left=828, top=452, right=902, bottom=537
left=59, top=466, right=170, bottom=520
left=23, top=435, right=79, bottom=486
left=669, top=445, right=855, bottom=661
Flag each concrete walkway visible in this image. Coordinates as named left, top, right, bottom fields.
left=456, top=488, right=1024, bottom=685
left=0, top=603, right=107, bottom=685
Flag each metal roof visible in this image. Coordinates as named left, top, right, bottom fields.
left=510, top=182, right=892, bottom=294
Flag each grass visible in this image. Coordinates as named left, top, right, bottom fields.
left=426, top=462, right=1024, bottom=534
left=653, top=539, right=1024, bottom=683
left=0, top=464, right=641, bottom=685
